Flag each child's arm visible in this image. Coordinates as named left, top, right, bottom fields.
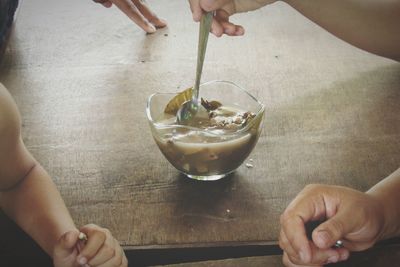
left=0, top=161, right=78, bottom=254
left=0, top=83, right=75, bottom=254
left=0, top=84, right=127, bottom=266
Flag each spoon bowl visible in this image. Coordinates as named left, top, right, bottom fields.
left=176, top=98, right=199, bottom=123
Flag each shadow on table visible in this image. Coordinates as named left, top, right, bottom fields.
left=0, top=210, right=52, bottom=267
left=171, top=171, right=272, bottom=230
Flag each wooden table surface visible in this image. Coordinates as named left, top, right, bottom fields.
left=1, top=0, right=399, bottom=266
left=158, top=244, right=400, bottom=267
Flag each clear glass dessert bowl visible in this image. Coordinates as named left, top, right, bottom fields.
left=146, top=80, right=265, bottom=181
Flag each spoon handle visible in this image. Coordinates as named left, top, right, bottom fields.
left=193, top=12, right=213, bottom=100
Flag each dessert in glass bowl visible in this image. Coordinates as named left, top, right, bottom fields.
left=146, top=80, right=264, bottom=181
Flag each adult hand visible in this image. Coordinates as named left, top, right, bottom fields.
left=279, top=184, right=385, bottom=267
left=94, top=0, right=167, bottom=33
left=188, top=0, right=276, bottom=37
left=53, top=224, right=127, bottom=267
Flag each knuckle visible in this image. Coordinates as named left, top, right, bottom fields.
left=82, top=223, right=98, bottom=234
left=215, top=30, right=223, bottom=37
left=122, top=255, right=128, bottom=267
left=279, top=212, right=292, bottom=226
left=278, top=238, right=286, bottom=250
left=82, top=249, right=95, bottom=259
left=103, top=227, right=112, bottom=236
left=86, top=223, right=98, bottom=228
left=200, top=2, right=213, bottom=11
left=279, top=213, right=285, bottom=225
left=282, top=253, right=293, bottom=267
left=355, top=241, right=374, bottom=251
left=99, top=229, right=108, bottom=238
left=328, top=218, right=344, bottom=236
left=90, top=229, right=107, bottom=242
left=282, top=256, right=289, bottom=266
left=304, top=183, right=321, bottom=192
left=287, top=253, right=301, bottom=265
left=113, top=252, right=123, bottom=267
left=358, top=202, right=372, bottom=221
left=278, top=231, right=288, bottom=249
left=104, top=246, right=116, bottom=258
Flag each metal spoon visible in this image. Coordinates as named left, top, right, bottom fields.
left=176, top=12, right=213, bottom=124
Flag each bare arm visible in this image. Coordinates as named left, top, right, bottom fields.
left=283, top=0, right=400, bottom=61
left=0, top=84, right=128, bottom=267
left=191, top=0, right=400, bottom=60
left=0, top=84, right=76, bottom=255
left=367, top=168, right=400, bottom=240
left=0, top=164, right=77, bottom=255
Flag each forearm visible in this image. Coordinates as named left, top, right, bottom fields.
left=283, top=0, right=400, bottom=61
left=0, top=162, right=76, bottom=256
left=366, top=167, right=400, bottom=240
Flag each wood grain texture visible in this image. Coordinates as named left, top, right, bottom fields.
left=0, top=0, right=399, bottom=250
left=157, top=244, right=400, bottom=267
left=155, top=255, right=284, bottom=267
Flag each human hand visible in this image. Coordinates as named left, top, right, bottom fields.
left=279, top=184, right=385, bottom=267
left=53, top=224, right=127, bottom=267
left=188, top=0, right=276, bottom=37
left=93, top=0, right=167, bottom=33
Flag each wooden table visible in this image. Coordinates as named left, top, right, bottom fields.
left=1, top=0, right=399, bottom=266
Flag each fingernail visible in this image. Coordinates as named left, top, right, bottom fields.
left=77, top=256, right=87, bottom=265
left=158, top=18, right=167, bottom=27
left=235, top=27, right=245, bottom=36
left=340, top=250, right=350, bottom=261
left=327, top=255, right=339, bottom=264
left=193, top=13, right=201, bottom=22
left=147, top=24, right=156, bottom=33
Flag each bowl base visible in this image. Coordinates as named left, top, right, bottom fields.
left=185, top=173, right=230, bottom=181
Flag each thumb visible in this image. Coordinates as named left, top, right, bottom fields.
left=312, top=212, right=352, bottom=249
left=53, top=230, right=80, bottom=259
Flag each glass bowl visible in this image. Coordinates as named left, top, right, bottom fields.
left=146, top=80, right=265, bottom=181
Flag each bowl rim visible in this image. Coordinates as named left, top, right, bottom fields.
left=146, top=80, right=265, bottom=137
